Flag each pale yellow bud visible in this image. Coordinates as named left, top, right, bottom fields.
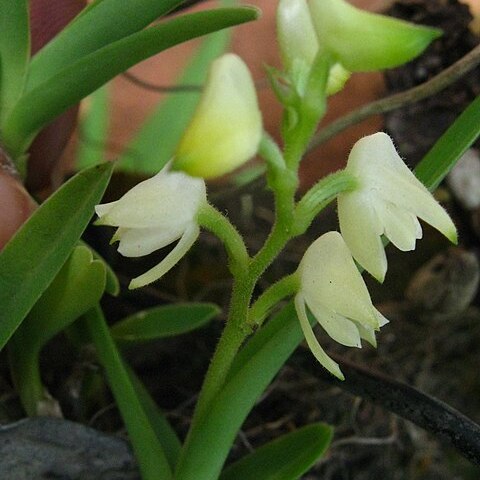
left=173, top=54, right=262, bottom=179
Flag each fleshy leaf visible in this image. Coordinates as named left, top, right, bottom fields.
left=220, top=423, right=333, bottom=480
left=0, top=162, right=113, bottom=350
left=111, top=303, right=220, bottom=343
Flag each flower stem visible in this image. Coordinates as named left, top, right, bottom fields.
left=248, top=273, right=299, bottom=328
left=293, top=169, right=358, bottom=234
left=197, top=203, right=249, bottom=276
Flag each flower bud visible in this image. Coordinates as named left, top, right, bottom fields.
left=276, top=0, right=350, bottom=95
left=172, top=54, right=262, bottom=179
left=277, top=0, right=318, bottom=74
left=308, top=0, right=441, bottom=72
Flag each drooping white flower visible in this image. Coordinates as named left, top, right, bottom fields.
left=338, top=132, right=457, bottom=283
left=172, top=53, right=262, bottom=179
left=295, top=231, right=388, bottom=380
left=308, top=0, right=441, bottom=72
left=95, top=165, right=206, bottom=289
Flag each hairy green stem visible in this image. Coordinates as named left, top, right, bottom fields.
left=248, top=274, right=299, bottom=328
left=293, top=169, right=358, bottom=234
left=197, top=203, right=249, bottom=276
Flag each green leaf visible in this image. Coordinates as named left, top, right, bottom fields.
left=26, top=0, right=186, bottom=91
left=415, top=94, right=480, bottom=190
left=3, top=7, right=260, bottom=158
left=84, top=305, right=173, bottom=480
left=16, top=245, right=106, bottom=349
left=175, top=303, right=307, bottom=480
left=0, top=0, right=30, bottom=123
left=125, top=363, right=182, bottom=469
left=111, top=303, right=220, bottom=343
left=76, top=85, right=110, bottom=170
left=220, top=423, right=333, bottom=480
left=0, top=162, right=113, bottom=350
left=117, top=0, right=233, bottom=175
left=80, top=240, right=120, bottom=296
left=9, top=245, right=107, bottom=416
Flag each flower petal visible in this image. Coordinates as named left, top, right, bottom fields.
left=97, top=168, right=206, bottom=229
left=299, top=231, right=380, bottom=328
left=95, top=200, right=119, bottom=223
left=338, top=191, right=387, bottom=282
left=352, top=309, right=388, bottom=348
left=375, top=165, right=457, bottom=244
left=348, top=133, right=457, bottom=244
left=375, top=201, right=422, bottom=251
left=115, top=224, right=185, bottom=258
left=305, top=298, right=361, bottom=348
left=352, top=321, right=377, bottom=348
left=295, top=294, right=344, bottom=380
left=129, top=224, right=199, bottom=289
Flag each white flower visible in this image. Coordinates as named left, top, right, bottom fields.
left=95, top=165, right=206, bottom=289
left=172, top=53, right=262, bottom=179
left=338, top=132, right=457, bottom=283
left=295, top=231, right=388, bottom=380
left=308, top=0, right=441, bottom=72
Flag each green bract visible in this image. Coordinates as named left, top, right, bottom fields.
left=308, top=0, right=442, bottom=72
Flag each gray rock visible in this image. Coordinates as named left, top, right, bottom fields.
left=0, top=417, right=140, bottom=479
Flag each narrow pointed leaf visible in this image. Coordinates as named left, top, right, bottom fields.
left=0, top=162, right=113, bottom=350
left=84, top=306, right=173, bottom=480
left=415, top=94, right=480, bottom=190
left=3, top=7, right=260, bottom=158
left=0, top=0, right=29, bottom=122
left=220, top=423, right=333, bottom=480
left=111, top=303, right=220, bottom=343
left=125, top=364, right=182, bottom=468
left=26, top=0, right=186, bottom=90
left=76, top=85, right=110, bottom=169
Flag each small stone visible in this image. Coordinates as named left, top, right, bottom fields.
left=447, top=149, right=480, bottom=210
left=405, top=247, right=480, bottom=320
left=0, top=417, right=139, bottom=479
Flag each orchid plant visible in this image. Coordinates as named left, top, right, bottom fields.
left=0, top=0, right=479, bottom=479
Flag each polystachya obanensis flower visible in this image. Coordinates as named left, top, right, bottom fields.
left=338, top=132, right=457, bottom=283
left=172, top=53, right=262, bottom=179
left=295, top=231, right=388, bottom=380
left=95, top=165, right=206, bottom=289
